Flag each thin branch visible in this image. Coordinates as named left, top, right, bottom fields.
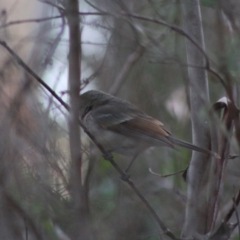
left=42, top=6, right=66, bottom=67
left=125, top=178, right=178, bottom=240
left=232, top=197, right=240, bottom=240
left=207, top=67, right=227, bottom=89
left=106, top=158, right=178, bottom=240
left=84, top=1, right=228, bottom=91
left=0, top=12, right=106, bottom=30
left=80, top=49, right=108, bottom=91
left=0, top=15, right=62, bottom=29
left=0, top=40, right=69, bottom=110
left=127, top=14, right=210, bottom=64
left=225, top=189, right=240, bottom=222
left=0, top=39, right=178, bottom=240
left=149, top=168, right=186, bottom=178
left=127, top=14, right=228, bottom=89
left=5, top=193, right=43, bottom=240
left=84, top=1, right=210, bottom=68
left=85, top=0, right=105, bottom=13
left=109, top=42, right=148, bottom=95
left=208, top=99, right=234, bottom=231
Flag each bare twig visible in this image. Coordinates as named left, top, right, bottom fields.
left=209, top=221, right=237, bottom=240
left=232, top=197, right=240, bottom=240
left=225, top=189, right=240, bottom=222
left=0, top=40, right=69, bottom=109
left=149, top=168, right=186, bottom=178
left=85, top=0, right=105, bottom=13
left=109, top=42, right=148, bottom=95
left=0, top=15, right=62, bottom=29
left=84, top=1, right=210, bottom=68
left=0, top=11, right=107, bottom=31
left=0, top=38, right=178, bottom=240
left=41, top=7, right=66, bottom=67
left=5, top=193, right=43, bottom=240
left=103, top=158, right=178, bottom=240
left=85, top=0, right=230, bottom=96
left=128, top=14, right=228, bottom=89
left=80, top=50, right=108, bottom=91
left=208, top=99, right=234, bottom=231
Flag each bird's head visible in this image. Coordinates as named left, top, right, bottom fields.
left=79, top=90, right=111, bottom=119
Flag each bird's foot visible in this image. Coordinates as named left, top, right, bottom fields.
left=102, top=152, right=113, bottom=161
left=120, top=171, right=130, bottom=181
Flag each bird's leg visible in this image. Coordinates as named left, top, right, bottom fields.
left=102, top=151, right=131, bottom=181
left=121, top=155, right=140, bottom=181
left=120, top=172, right=130, bottom=181
left=124, top=153, right=139, bottom=173
left=102, top=151, right=113, bottom=161
left=121, top=155, right=139, bottom=181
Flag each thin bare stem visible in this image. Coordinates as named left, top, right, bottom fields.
left=149, top=168, right=186, bottom=178
left=42, top=8, right=66, bottom=67
left=233, top=197, right=240, bottom=240
left=84, top=1, right=210, bottom=68
left=0, top=16, right=62, bottom=29
left=0, top=39, right=178, bottom=240
left=106, top=158, right=178, bottom=240
left=5, top=193, right=43, bottom=240
left=84, top=1, right=228, bottom=91
left=225, top=189, right=240, bottom=222
left=109, top=42, right=148, bottom=95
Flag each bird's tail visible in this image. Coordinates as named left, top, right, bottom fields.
left=168, top=136, right=220, bottom=159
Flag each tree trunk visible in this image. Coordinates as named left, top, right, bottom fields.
left=181, top=0, right=211, bottom=237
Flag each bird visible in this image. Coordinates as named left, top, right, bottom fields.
left=79, top=90, right=218, bottom=172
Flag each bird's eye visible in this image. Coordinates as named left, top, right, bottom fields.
left=82, top=105, right=93, bottom=118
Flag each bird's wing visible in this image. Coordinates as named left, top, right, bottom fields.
left=114, top=115, right=174, bottom=147
left=124, top=115, right=172, bottom=138
left=90, top=104, right=137, bottom=127
left=92, top=105, right=173, bottom=147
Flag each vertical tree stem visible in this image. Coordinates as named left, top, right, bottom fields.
left=181, top=0, right=211, bottom=236
left=66, top=1, right=90, bottom=239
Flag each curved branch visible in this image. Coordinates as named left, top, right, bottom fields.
left=84, top=0, right=228, bottom=89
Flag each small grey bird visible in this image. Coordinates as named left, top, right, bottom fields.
left=79, top=90, right=217, bottom=170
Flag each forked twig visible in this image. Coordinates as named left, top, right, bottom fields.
left=0, top=39, right=178, bottom=240
left=85, top=0, right=228, bottom=90
left=225, top=189, right=240, bottom=223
